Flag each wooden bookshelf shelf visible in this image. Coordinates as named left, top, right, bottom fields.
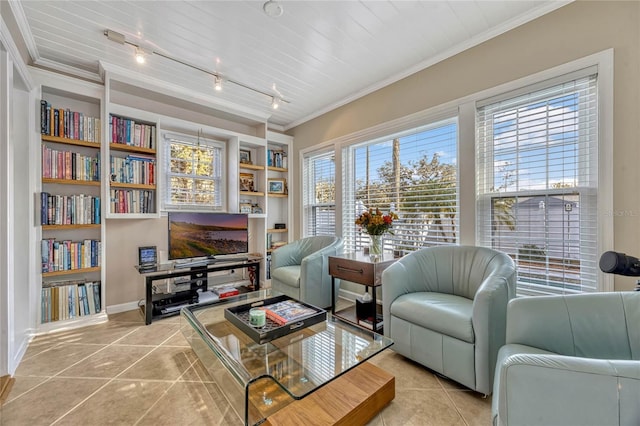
left=268, top=193, right=288, bottom=198
left=240, top=163, right=265, bottom=171
left=42, top=266, right=101, bottom=278
left=240, top=191, right=265, bottom=197
left=42, top=178, right=100, bottom=186
left=268, top=166, right=288, bottom=173
left=267, top=228, right=288, bottom=233
left=109, top=143, right=156, bottom=155
left=109, top=182, right=156, bottom=190
left=41, top=135, right=101, bottom=149
left=42, top=224, right=100, bottom=231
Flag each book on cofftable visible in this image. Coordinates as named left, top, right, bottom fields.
left=213, top=286, right=239, bottom=298
left=260, top=300, right=318, bottom=325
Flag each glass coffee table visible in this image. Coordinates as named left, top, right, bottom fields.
left=180, top=289, right=394, bottom=426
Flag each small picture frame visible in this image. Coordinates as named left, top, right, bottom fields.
left=240, top=172, right=255, bottom=192
left=239, top=149, right=252, bottom=164
left=268, top=178, right=286, bottom=194
left=240, top=203, right=252, bottom=214
left=138, top=246, right=157, bottom=268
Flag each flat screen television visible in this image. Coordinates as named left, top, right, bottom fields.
left=168, top=212, right=249, bottom=261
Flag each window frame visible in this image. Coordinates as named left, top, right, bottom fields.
left=300, top=49, right=613, bottom=294
left=162, top=131, right=226, bottom=212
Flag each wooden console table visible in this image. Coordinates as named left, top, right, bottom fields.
left=329, top=252, right=397, bottom=331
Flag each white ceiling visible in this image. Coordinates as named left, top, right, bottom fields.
left=10, top=0, right=568, bottom=130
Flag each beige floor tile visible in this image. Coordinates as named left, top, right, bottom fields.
left=46, top=321, right=139, bottom=345
left=369, top=349, right=442, bottom=390
left=162, top=329, right=191, bottom=347
left=115, top=322, right=181, bottom=346
left=179, top=359, right=215, bottom=383
left=378, top=389, right=466, bottom=426
left=108, top=309, right=145, bottom=323
left=15, top=343, right=106, bottom=377
left=55, top=380, right=171, bottom=425
left=117, top=346, right=196, bottom=381
left=4, top=376, right=48, bottom=404
left=59, top=345, right=155, bottom=378
left=447, top=389, right=493, bottom=426
left=136, top=381, right=242, bottom=426
left=0, top=377, right=108, bottom=425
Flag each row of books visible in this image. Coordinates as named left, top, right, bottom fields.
left=260, top=299, right=317, bottom=325
left=41, top=145, right=100, bottom=182
left=41, top=239, right=101, bottom=273
left=358, top=313, right=384, bottom=330
left=267, top=149, right=288, bottom=169
left=110, top=155, right=156, bottom=185
left=40, top=192, right=100, bottom=226
left=40, top=100, right=101, bottom=143
left=109, top=114, right=156, bottom=149
left=109, top=189, right=155, bottom=214
left=41, top=281, right=101, bottom=323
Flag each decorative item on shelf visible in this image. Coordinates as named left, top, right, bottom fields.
left=239, top=149, right=252, bottom=165
left=355, top=208, right=398, bottom=259
left=251, top=204, right=263, bottom=214
left=240, top=203, right=252, bottom=214
left=240, top=172, right=255, bottom=192
left=268, top=178, right=286, bottom=194
left=274, top=223, right=286, bottom=229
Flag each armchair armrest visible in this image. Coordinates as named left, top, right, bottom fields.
left=494, top=352, right=640, bottom=426
left=299, top=241, right=342, bottom=307
left=471, top=275, right=513, bottom=394
left=271, top=241, right=302, bottom=269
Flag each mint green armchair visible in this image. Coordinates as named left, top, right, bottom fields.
left=382, top=245, right=516, bottom=395
left=271, top=236, right=343, bottom=308
left=492, top=292, right=640, bottom=426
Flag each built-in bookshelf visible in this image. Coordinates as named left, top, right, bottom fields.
left=41, top=280, right=101, bottom=324
left=266, top=132, right=292, bottom=256
left=39, top=82, right=106, bottom=330
left=107, top=112, right=158, bottom=217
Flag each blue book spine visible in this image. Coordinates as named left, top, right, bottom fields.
left=93, top=282, right=101, bottom=312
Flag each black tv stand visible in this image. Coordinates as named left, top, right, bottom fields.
left=136, top=256, right=261, bottom=324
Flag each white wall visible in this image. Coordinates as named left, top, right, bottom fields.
left=0, top=14, right=36, bottom=375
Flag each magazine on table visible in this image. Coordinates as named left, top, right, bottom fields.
left=260, top=299, right=318, bottom=325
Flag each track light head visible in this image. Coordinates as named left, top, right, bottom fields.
left=214, top=76, right=223, bottom=91
left=271, top=97, right=280, bottom=110
left=134, top=47, right=146, bottom=64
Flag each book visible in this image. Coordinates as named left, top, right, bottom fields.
left=358, top=314, right=384, bottom=330
left=213, top=286, right=239, bottom=299
left=260, top=300, right=318, bottom=325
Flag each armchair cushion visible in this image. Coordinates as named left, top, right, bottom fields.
left=390, top=293, right=474, bottom=343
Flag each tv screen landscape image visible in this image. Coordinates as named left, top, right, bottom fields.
left=168, top=212, right=248, bottom=260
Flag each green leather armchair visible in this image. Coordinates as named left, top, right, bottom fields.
left=492, top=292, right=640, bottom=426
left=270, top=236, right=343, bottom=308
left=381, top=245, right=516, bottom=395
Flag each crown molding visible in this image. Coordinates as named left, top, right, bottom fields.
left=0, top=8, right=34, bottom=89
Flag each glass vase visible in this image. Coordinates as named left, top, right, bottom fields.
left=369, top=234, right=383, bottom=258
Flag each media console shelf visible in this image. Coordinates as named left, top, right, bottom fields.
left=136, top=256, right=261, bottom=325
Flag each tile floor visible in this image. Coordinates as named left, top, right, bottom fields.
left=0, top=309, right=492, bottom=425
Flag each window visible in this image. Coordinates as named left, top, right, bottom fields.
left=302, top=150, right=336, bottom=236
left=163, top=132, right=225, bottom=210
left=477, top=68, right=599, bottom=295
left=342, top=118, right=458, bottom=253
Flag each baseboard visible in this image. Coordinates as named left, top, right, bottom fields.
left=106, top=300, right=141, bottom=315
left=0, top=375, right=15, bottom=405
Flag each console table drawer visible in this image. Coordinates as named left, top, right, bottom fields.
left=329, top=259, right=374, bottom=285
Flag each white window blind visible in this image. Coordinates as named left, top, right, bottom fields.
left=302, top=150, right=336, bottom=236
left=342, top=118, right=458, bottom=253
left=476, top=69, right=598, bottom=295
left=163, top=132, right=225, bottom=210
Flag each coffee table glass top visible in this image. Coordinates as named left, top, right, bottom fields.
left=181, top=289, right=393, bottom=417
